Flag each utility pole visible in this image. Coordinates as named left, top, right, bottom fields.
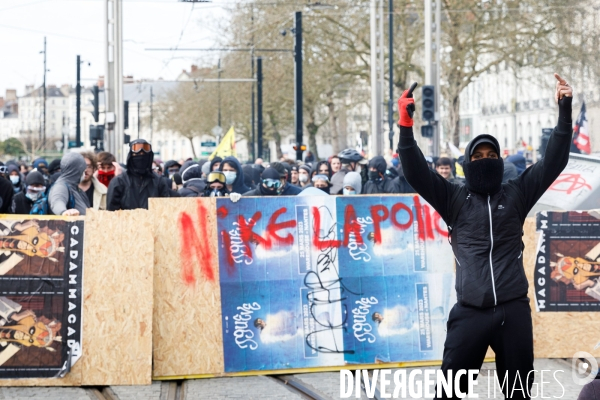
left=42, top=36, right=47, bottom=147
left=370, top=0, right=384, bottom=157
left=76, top=55, right=81, bottom=147
left=150, top=86, right=154, bottom=144
left=388, top=0, right=394, bottom=151
left=257, top=57, right=263, bottom=159
left=137, top=101, right=141, bottom=140
left=251, top=7, right=256, bottom=161
left=425, top=0, right=432, bottom=85
left=218, top=58, right=222, bottom=128
left=105, top=0, right=124, bottom=161
left=294, top=11, right=303, bottom=162
left=434, top=0, right=441, bottom=157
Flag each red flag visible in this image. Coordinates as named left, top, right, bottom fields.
left=574, top=102, right=591, bottom=154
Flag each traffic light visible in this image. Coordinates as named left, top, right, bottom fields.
left=124, top=134, right=131, bottom=144
left=422, top=85, right=435, bottom=121
left=293, top=143, right=307, bottom=152
left=421, top=125, right=434, bottom=138
left=123, top=100, right=129, bottom=130
left=89, top=125, right=104, bottom=142
left=92, top=85, right=99, bottom=123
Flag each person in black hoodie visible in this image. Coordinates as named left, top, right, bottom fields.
left=242, top=164, right=257, bottom=190
left=219, top=156, right=250, bottom=195
left=6, top=164, right=25, bottom=194
left=163, top=160, right=181, bottom=178
left=243, top=167, right=285, bottom=196
left=210, top=157, right=222, bottom=173
left=107, top=139, right=170, bottom=210
left=397, top=73, right=573, bottom=398
left=393, top=163, right=414, bottom=194
left=362, top=156, right=400, bottom=194
left=178, top=163, right=207, bottom=197
left=11, top=171, right=46, bottom=214
left=270, top=162, right=302, bottom=195
left=160, top=160, right=182, bottom=197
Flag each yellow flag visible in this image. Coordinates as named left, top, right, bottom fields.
left=209, top=126, right=236, bottom=159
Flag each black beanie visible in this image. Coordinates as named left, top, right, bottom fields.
left=261, top=167, right=281, bottom=180
left=26, top=171, right=45, bottom=186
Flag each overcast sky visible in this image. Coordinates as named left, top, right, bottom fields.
left=0, top=0, right=229, bottom=97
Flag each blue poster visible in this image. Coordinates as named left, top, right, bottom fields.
left=217, top=195, right=454, bottom=372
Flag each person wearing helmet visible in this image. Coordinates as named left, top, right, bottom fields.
left=330, top=149, right=364, bottom=195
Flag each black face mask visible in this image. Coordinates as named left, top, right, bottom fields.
left=260, top=184, right=279, bottom=196
left=317, top=186, right=330, bottom=194
left=130, top=154, right=151, bottom=176
left=369, top=171, right=381, bottom=181
left=464, top=158, right=504, bottom=195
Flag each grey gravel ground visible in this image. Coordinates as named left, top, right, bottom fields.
left=0, top=358, right=594, bottom=399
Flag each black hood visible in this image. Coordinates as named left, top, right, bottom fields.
left=463, top=134, right=504, bottom=195
left=48, top=159, right=62, bottom=174
left=126, top=139, right=154, bottom=176
left=219, top=156, right=250, bottom=194
left=210, top=157, right=223, bottom=172
left=181, top=163, right=202, bottom=183
left=163, top=160, right=181, bottom=177
left=368, top=156, right=387, bottom=175
left=242, top=165, right=256, bottom=188
left=463, top=134, right=501, bottom=166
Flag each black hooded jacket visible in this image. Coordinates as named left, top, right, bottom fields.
left=363, top=156, right=400, bottom=194
left=178, top=164, right=207, bottom=197
left=398, top=116, right=572, bottom=308
left=219, top=156, right=250, bottom=194
left=107, top=139, right=170, bottom=210
left=209, top=157, right=223, bottom=172
left=6, top=164, right=25, bottom=194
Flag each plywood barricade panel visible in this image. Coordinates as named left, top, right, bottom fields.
left=0, top=209, right=154, bottom=386
left=524, top=218, right=600, bottom=359
left=80, top=209, right=154, bottom=385
left=150, top=198, right=223, bottom=378
left=149, top=200, right=598, bottom=379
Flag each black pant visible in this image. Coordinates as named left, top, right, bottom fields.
left=435, top=297, right=534, bottom=399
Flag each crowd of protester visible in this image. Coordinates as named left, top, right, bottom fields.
left=0, top=138, right=533, bottom=216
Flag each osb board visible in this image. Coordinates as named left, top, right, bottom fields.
left=79, top=209, right=154, bottom=385
left=524, top=217, right=600, bottom=359
left=0, top=210, right=154, bottom=386
left=150, top=198, right=223, bottom=378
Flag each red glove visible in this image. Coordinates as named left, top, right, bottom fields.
left=397, top=90, right=415, bottom=127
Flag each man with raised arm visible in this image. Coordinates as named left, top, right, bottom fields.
left=397, top=74, right=573, bottom=399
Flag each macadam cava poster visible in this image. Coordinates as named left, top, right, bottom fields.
left=216, top=196, right=455, bottom=372
left=535, top=211, right=600, bottom=312
left=0, top=217, right=83, bottom=379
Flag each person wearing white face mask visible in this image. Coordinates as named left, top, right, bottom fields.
left=297, top=165, right=312, bottom=188
left=6, top=165, right=25, bottom=194
left=10, top=171, right=46, bottom=214
left=218, top=156, right=250, bottom=195
left=342, top=171, right=362, bottom=195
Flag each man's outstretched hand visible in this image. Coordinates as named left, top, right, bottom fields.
left=554, top=73, right=573, bottom=105
left=397, top=89, right=415, bottom=128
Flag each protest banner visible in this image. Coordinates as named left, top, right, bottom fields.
left=152, top=195, right=455, bottom=377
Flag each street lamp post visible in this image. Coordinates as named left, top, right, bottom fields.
left=294, top=11, right=303, bottom=162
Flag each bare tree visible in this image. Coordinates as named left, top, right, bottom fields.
left=18, top=132, right=46, bottom=161
left=440, top=0, right=600, bottom=145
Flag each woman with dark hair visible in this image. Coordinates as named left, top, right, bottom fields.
left=315, top=160, right=332, bottom=179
